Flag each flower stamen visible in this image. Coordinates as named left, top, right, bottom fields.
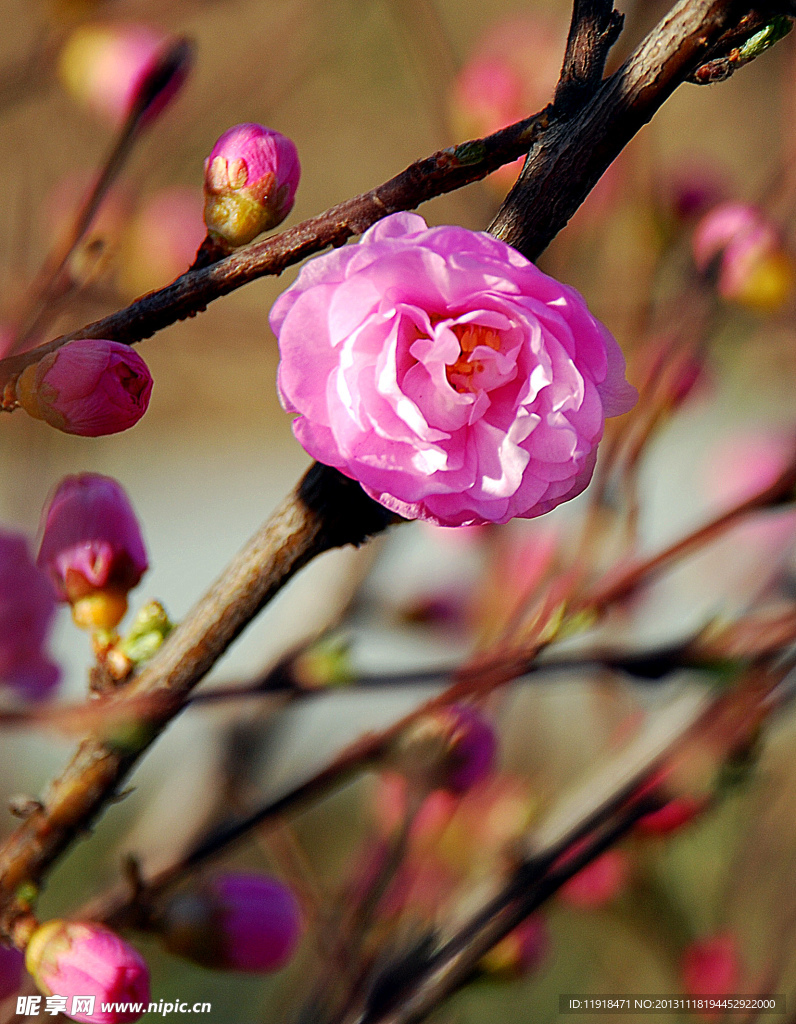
left=447, top=324, right=501, bottom=392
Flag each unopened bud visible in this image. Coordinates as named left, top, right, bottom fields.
left=693, top=202, right=793, bottom=312
left=25, top=920, right=150, bottom=1023
left=159, top=873, right=302, bottom=973
left=390, top=704, right=497, bottom=795
left=16, top=339, right=152, bottom=436
left=203, top=123, right=300, bottom=246
left=58, top=23, right=190, bottom=127
left=37, top=473, right=148, bottom=631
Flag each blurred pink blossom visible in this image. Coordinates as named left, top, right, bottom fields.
left=273, top=212, right=636, bottom=527
left=120, top=188, right=207, bottom=295
left=0, top=531, right=60, bottom=700
left=0, top=945, right=24, bottom=1000
left=58, top=23, right=185, bottom=126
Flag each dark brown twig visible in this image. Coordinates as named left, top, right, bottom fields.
left=554, top=0, right=625, bottom=115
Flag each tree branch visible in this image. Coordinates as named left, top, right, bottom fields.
left=489, top=0, right=780, bottom=261
left=0, top=464, right=395, bottom=942
left=554, top=0, right=624, bottom=116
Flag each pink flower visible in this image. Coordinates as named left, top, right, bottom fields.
left=16, top=339, right=152, bottom=437
left=273, top=213, right=636, bottom=526
left=161, top=873, right=302, bottom=973
left=58, top=24, right=185, bottom=127
left=204, top=123, right=301, bottom=246
left=0, top=532, right=60, bottom=700
left=25, top=920, right=150, bottom=1024
left=37, top=474, right=148, bottom=607
left=693, top=202, right=793, bottom=312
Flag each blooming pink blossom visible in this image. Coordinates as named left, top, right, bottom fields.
left=37, top=474, right=148, bottom=607
left=0, top=532, right=60, bottom=700
left=58, top=24, right=185, bottom=126
left=204, top=123, right=301, bottom=246
left=161, top=873, right=302, bottom=973
left=16, top=339, right=152, bottom=436
left=25, top=920, right=150, bottom=1024
left=273, top=213, right=636, bottom=526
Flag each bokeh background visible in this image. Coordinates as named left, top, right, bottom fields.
left=3, top=0, right=796, bottom=1021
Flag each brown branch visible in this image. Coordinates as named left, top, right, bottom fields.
left=0, top=115, right=549, bottom=394
left=489, top=0, right=779, bottom=261
left=554, top=0, right=625, bottom=115
left=0, top=464, right=395, bottom=943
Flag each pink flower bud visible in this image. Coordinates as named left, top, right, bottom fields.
left=160, top=873, right=302, bottom=973
left=681, top=933, right=740, bottom=1008
left=58, top=24, right=187, bottom=127
left=635, top=796, right=706, bottom=836
left=393, top=704, right=497, bottom=795
left=0, top=532, right=60, bottom=700
left=16, top=339, right=152, bottom=437
left=25, top=920, right=150, bottom=1024
left=558, top=849, right=629, bottom=908
left=693, top=202, right=794, bottom=312
left=37, top=475, right=147, bottom=629
left=203, top=123, right=300, bottom=246
left=0, top=944, right=24, bottom=1000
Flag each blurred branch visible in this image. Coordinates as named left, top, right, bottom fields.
left=353, top=665, right=787, bottom=1024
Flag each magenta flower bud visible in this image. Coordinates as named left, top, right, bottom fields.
left=392, top=703, right=497, bottom=795
left=0, top=944, right=24, bottom=1000
left=203, top=123, right=300, bottom=246
left=0, top=531, right=60, bottom=700
left=58, top=24, right=188, bottom=127
left=25, top=920, right=150, bottom=1024
left=160, top=873, right=302, bottom=973
left=37, top=474, right=147, bottom=629
left=693, top=202, right=794, bottom=312
left=16, top=339, right=152, bottom=437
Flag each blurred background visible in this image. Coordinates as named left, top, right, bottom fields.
left=3, top=0, right=796, bottom=1021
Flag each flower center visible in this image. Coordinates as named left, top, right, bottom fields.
left=446, top=324, right=501, bottom=393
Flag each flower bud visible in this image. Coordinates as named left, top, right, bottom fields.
left=37, top=474, right=147, bottom=630
left=0, top=944, right=24, bottom=1000
left=0, top=532, right=60, bottom=700
left=203, top=123, right=300, bottom=246
left=58, top=23, right=188, bottom=127
left=16, top=339, right=152, bottom=437
left=159, top=873, right=302, bottom=973
left=25, top=920, right=150, bottom=1023
left=390, top=704, right=497, bottom=795
left=693, top=202, right=794, bottom=312
left=479, top=916, right=548, bottom=978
